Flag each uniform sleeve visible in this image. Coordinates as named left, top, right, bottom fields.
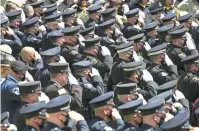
left=70, top=84, right=83, bottom=109
left=137, top=81, right=158, bottom=101
left=77, top=120, right=90, bottom=131
left=115, top=119, right=125, bottom=131
left=0, top=34, right=22, bottom=47
left=61, top=48, right=82, bottom=64
left=151, top=65, right=178, bottom=85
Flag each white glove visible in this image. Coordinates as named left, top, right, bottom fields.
left=68, top=72, right=79, bottom=85
left=142, top=69, right=153, bottom=82
left=101, top=46, right=111, bottom=56
left=165, top=54, right=174, bottom=66
left=38, top=25, right=46, bottom=32
left=115, top=27, right=122, bottom=36
left=173, top=90, right=185, bottom=101
left=68, top=111, right=85, bottom=125
left=7, top=27, right=14, bottom=35
left=38, top=92, right=50, bottom=103
left=186, top=32, right=196, bottom=50
left=25, top=71, right=34, bottom=82
left=138, top=94, right=147, bottom=105
left=133, top=51, right=140, bottom=61
left=58, top=22, right=65, bottom=30
left=144, top=42, right=151, bottom=51
left=122, top=4, right=129, bottom=14
left=89, top=68, right=100, bottom=77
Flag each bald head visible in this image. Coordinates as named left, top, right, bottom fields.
left=20, top=47, right=36, bottom=64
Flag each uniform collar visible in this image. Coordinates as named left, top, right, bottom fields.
left=164, top=6, right=172, bottom=11
left=7, top=75, right=19, bottom=83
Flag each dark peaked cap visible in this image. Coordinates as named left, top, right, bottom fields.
left=72, top=60, right=92, bottom=69
left=156, top=80, right=177, bottom=94
left=118, top=99, right=143, bottom=115
left=87, top=4, right=101, bottom=13
left=116, top=83, right=137, bottom=95
left=124, top=8, right=139, bottom=18
left=89, top=91, right=115, bottom=108
left=169, top=28, right=187, bottom=39
left=48, top=62, right=68, bottom=73
left=23, top=17, right=39, bottom=28
left=160, top=111, right=189, bottom=131
left=62, top=26, right=80, bottom=35
left=30, top=0, right=44, bottom=8
left=18, top=81, right=41, bottom=95
left=40, top=46, right=60, bottom=57
left=6, top=10, right=21, bottom=20
left=45, top=95, right=71, bottom=113
left=177, top=13, right=192, bottom=23
left=82, top=37, right=101, bottom=48
left=19, top=101, right=46, bottom=119
left=122, top=61, right=143, bottom=72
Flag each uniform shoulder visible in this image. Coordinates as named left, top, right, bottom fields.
left=90, top=120, right=112, bottom=131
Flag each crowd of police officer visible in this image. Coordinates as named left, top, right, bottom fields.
left=1, top=0, right=199, bottom=130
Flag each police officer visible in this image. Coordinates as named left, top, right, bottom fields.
left=84, top=4, right=102, bottom=28
left=1, top=60, right=29, bottom=123
left=58, top=0, right=76, bottom=12
left=118, top=99, right=144, bottom=130
left=19, top=101, right=46, bottom=131
left=161, top=12, right=177, bottom=26
left=45, top=62, right=83, bottom=110
left=177, top=53, right=199, bottom=103
left=121, top=61, right=157, bottom=101
left=0, top=15, right=22, bottom=56
left=43, top=5, right=59, bottom=17
left=89, top=91, right=125, bottom=131
left=101, top=7, right=124, bottom=30
left=115, top=83, right=145, bottom=106
left=127, top=33, right=151, bottom=62
left=144, top=20, right=159, bottom=48
left=13, top=81, right=42, bottom=131
left=37, top=46, right=63, bottom=88
left=149, top=6, right=164, bottom=23
left=30, top=0, right=44, bottom=18
left=72, top=60, right=104, bottom=120
left=167, top=28, right=198, bottom=73
left=43, top=95, right=89, bottom=131
left=22, top=17, right=43, bottom=52
left=122, top=8, right=142, bottom=39
left=107, top=42, right=134, bottom=91
left=43, top=13, right=62, bottom=32
left=157, top=23, right=174, bottom=43
left=194, top=14, right=199, bottom=52
left=42, top=30, right=64, bottom=51
left=61, top=26, right=83, bottom=65
left=62, top=9, right=81, bottom=28
left=82, top=37, right=113, bottom=82
left=138, top=99, right=166, bottom=131
left=19, top=47, right=44, bottom=79
left=6, top=10, right=24, bottom=40
left=1, top=112, right=17, bottom=131
left=147, top=43, right=178, bottom=85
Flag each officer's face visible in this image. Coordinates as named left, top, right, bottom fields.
left=152, top=13, right=161, bottom=21
left=165, top=0, right=173, bottom=6
left=185, top=21, right=192, bottom=30
left=80, top=0, right=88, bottom=7
left=30, top=90, right=41, bottom=102
left=140, top=0, right=149, bottom=4
left=134, top=42, right=144, bottom=53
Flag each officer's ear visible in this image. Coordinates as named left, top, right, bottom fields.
left=104, top=106, right=110, bottom=115
left=126, top=95, right=132, bottom=102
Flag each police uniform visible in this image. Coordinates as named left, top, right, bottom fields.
left=144, top=20, right=159, bottom=48
left=30, top=1, right=44, bottom=18
left=107, top=42, right=133, bottom=91
left=160, top=111, right=191, bottom=131
left=82, top=37, right=113, bottom=83
left=6, top=10, right=24, bottom=40
left=89, top=91, right=125, bottom=131
left=157, top=23, right=174, bottom=43
left=84, top=5, right=102, bottom=28
left=45, top=62, right=83, bottom=111
left=42, top=30, right=63, bottom=51
left=177, top=54, right=199, bottom=103
left=121, top=61, right=157, bottom=101
left=167, top=28, right=197, bottom=73
left=43, top=6, right=58, bottom=17
left=37, top=46, right=61, bottom=88
left=13, top=81, right=42, bottom=131
left=138, top=99, right=165, bottom=131
left=1, top=61, right=29, bottom=123
left=194, top=14, right=199, bottom=53
left=1, top=112, right=10, bottom=127
left=0, top=16, right=22, bottom=56
left=118, top=99, right=144, bottom=131
left=148, top=6, right=163, bottom=22
left=61, top=26, right=83, bottom=65
left=43, top=94, right=89, bottom=131
left=147, top=43, right=178, bottom=85
left=122, top=8, right=142, bottom=39
left=21, top=17, right=43, bottom=52
left=19, top=101, right=46, bottom=131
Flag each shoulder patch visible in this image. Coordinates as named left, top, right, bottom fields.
left=178, top=53, right=186, bottom=59
left=161, top=72, right=168, bottom=76
left=12, top=87, right=20, bottom=95
left=103, top=126, right=113, bottom=131
left=71, top=50, right=78, bottom=55
left=191, top=76, right=199, bottom=82
left=83, top=83, right=93, bottom=89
